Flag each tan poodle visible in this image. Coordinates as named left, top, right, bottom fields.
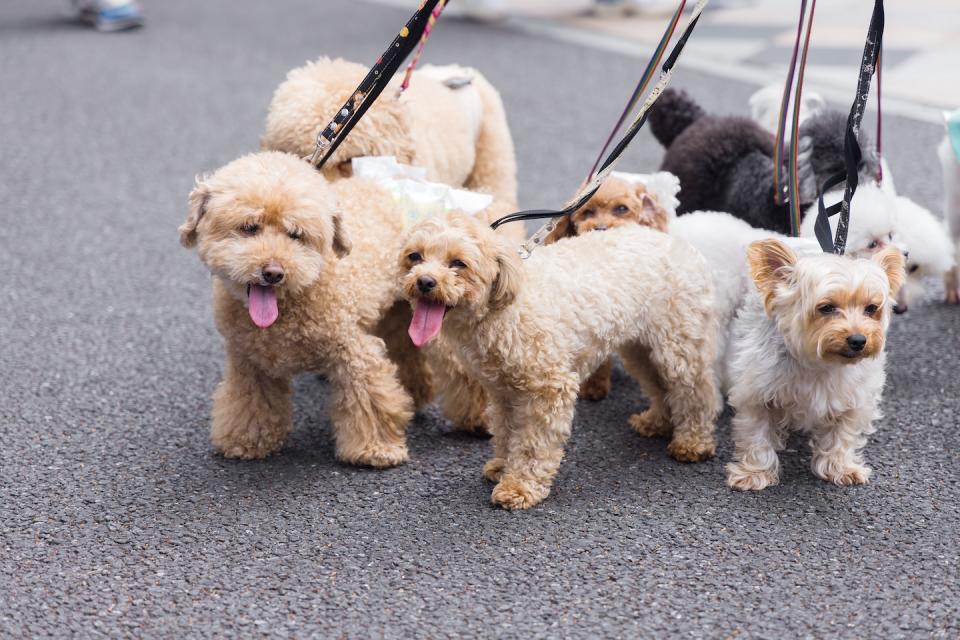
left=398, top=212, right=720, bottom=509
left=261, top=57, right=518, bottom=207
left=179, top=151, right=432, bottom=467
left=262, top=56, right=523, bottom=436
left=544, top=176, right=673, bottom=402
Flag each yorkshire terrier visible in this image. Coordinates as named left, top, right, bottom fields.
left=544, top=174, right=674, bottom=401
left=725, top=239, right=905, bottom=490
left=399, top=211, right=720, bottom=509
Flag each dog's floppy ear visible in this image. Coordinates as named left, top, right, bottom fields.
left=747, top=239, right=797, bottom=312
left=331, top=212, right=352, bottom=258
left=179, top=176, right=211, bottom=248
left=489, top=241, right=524, bottom=310
left=543, top=214, right=578, bottom=245
left=873, top=245, right=906, bottom=297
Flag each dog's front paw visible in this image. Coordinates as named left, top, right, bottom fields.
left=726, top=462, right=779, bottom=491
left=579, top=375, right=610, bottom=401
left=815, top=462, right=872, bottom=486
left=339, top=441, right=409, bottom=469
left=667, top=435, right=715, bottom=462
left=490, top=476, right=550, bottom=510
left=629, top=410, right=671, bottom=438
left=212, top=428, right=286, bottom=460
left=483, top=457, right=506, bottom=482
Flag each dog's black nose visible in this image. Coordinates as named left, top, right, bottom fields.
left=262, top=264, right=284, bottom=285
left=893, top=303, right=908, bottom=315
left=846, top=334, right=867, bottom=351
left=595, top=225, right=608, bottom=231
left=417, top=275, right=437, bottom=294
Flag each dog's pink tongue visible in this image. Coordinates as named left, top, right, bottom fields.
left=248, top=285, right=279, bottom=329
left=409, top=300, right=445, bottom=347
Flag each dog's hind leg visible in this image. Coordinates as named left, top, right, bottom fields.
left=463, top=73, right=518, bottom=208
left=490, top=380, right=578, bottom=510
left=646, top=333, right=720, bottom=463
left=326, top=333, right=414, bottom=469
left=580, top=357, right=613, bottom=401
left=619, top=344, right=671, bottom=438
left=211, top=351, right=292, bottom=460
left=376, top=301, right=435, bottom=411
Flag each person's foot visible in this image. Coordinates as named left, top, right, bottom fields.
left=74, top=0, right=144, bottom=32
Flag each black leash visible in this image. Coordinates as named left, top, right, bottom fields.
left=489, top=0, right=708, bottom=256
left=813, top=0, right=883, bottom=255
left=306, top=0, right=449, bottom=169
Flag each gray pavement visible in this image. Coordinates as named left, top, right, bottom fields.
left=1, top=1, right=958, bottom=637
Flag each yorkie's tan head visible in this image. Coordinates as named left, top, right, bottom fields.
left=546, top=177, right=670, bottom=242
left=747, top=239, right=905, bottom=364
left=398, top=211, right=524, bottom=346
left=179, top=151, right=351, bottom=329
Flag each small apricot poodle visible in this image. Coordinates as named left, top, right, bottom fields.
left=399, top=212, right=720, bottom=509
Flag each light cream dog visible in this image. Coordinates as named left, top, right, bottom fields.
left=398, top=212, right=720, bottom=509
left=262, top=57, right=518, bottom=207
left=179, top=151, right=432, bottom=467
left=262, top=56, right=522, bottom=435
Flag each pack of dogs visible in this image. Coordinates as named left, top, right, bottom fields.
left=180, top=57, right=959, bottom=509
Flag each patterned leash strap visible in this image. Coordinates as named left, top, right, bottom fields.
left=306, top=0, right=449, bottom=169
left=396, top=0, right=449, bottom=97
left=490, top=0, right=709, bottom=259
left=585, top=0, right=687, bottom=181
left=813, top=0, right=884, bottom=255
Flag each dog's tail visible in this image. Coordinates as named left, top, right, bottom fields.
left=649, top=88, right=705, bottom=148
left=462, top=70, right=519, bottom=210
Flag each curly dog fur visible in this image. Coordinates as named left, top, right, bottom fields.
left=261, top=57, right=518, bottom=207
left=180, top=151, right=432, bottom=467
left=399, top=212, right=720, bottom=509
left=543, top=175, right=674, bottom=402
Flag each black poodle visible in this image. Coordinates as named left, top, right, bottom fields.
left=649, top=88, right=878, bottom=234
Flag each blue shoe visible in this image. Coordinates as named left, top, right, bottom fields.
left=75, top=0, right=144, bottom=32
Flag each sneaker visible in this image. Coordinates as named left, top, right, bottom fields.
left=74, top=0, right=144, bottom=32
left=591, top=0, right=630, bottom=17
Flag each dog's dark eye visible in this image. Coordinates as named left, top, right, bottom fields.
left=287, top=229, right=303, bottom=241
left=908, top=264, right=919, bottom=274
left=240, top=223, right=260, bottom=236
left=864, top=304, right=879, bottom=315
left=818, top=304, right=836, bottom=315
left=582, top=208, right=595, bottom=219
left=407, top=252, right=422, bottom=263
left=868, top=240, right=880, bottom=250
left=449, top=259, right=467, bottom=269
left=613, top=204, right=629, bottom=215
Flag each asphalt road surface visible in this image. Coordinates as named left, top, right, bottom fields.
left=2, top=1, right=958, bottom=637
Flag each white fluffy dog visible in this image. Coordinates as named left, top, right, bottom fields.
left=399, top=212, right=721, bottom=509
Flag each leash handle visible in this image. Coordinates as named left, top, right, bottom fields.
left=491, top=0, right=709, bottom=259
left=306, top=0, right=449, bottom=169
left=814, top=0, right=884, bottom=255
